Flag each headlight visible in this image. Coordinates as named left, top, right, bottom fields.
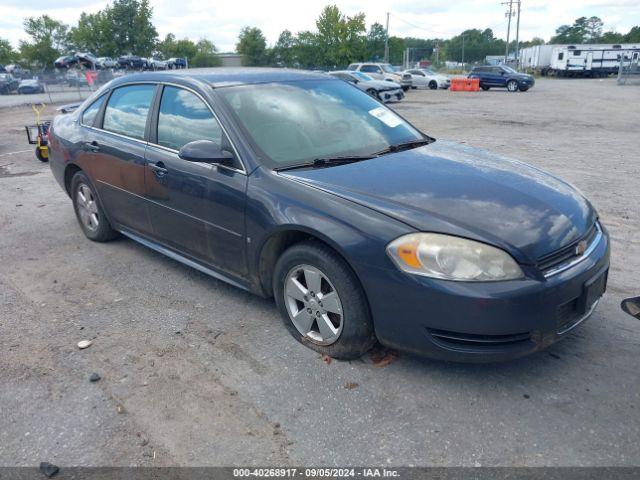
left=386, top=233, right=523, bottom=281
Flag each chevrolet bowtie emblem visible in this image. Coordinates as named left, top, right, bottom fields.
left=575, top=240, right=588, bottom=256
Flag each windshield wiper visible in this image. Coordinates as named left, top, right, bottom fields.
left=275, top=155, right=376, bottom=172
left=376, top=138, right=433, bottom=155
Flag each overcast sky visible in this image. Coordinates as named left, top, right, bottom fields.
left=1, top=0, right=639, bottom=52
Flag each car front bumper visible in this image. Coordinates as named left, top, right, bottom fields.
left=379, top=88, right=405, bottom=102
left=357, top=227, right=610, bottom=362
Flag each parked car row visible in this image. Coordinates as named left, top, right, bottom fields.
left=328, top=63, right=453, bottom=102
left=54, top=52, right=187, bottom=71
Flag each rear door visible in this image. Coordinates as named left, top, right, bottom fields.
left=144, top=84, right=248, bottom=277
left=90, top=83, right=157, bottom=235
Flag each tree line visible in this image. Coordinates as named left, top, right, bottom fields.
left=1, top=2, right=639, bottom=71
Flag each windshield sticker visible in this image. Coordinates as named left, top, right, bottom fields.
left=368, top=107, right=402, bottom=128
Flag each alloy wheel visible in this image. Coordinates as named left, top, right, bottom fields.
left=76, top=183, right=100, bottom=232
left=284, top=264, right=344, bottom=345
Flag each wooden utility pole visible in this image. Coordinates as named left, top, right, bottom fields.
left=503, top=0, right=514, bottom=62
left=515, top=1, right=522, bottom=66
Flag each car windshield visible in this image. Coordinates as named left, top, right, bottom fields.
left=381, top=64, right=396, bottom=73
left=218, top=79, right=424, bottom=168
left=351, top=71, right=373, bottom=81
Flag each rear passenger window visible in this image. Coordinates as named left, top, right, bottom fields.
left=360, top=65, right=380, bottom=73
left=103, top=84, right=155, bottom=140
left=81, top=95, right=105, bottom=126
left=157, top=86, right=222, bottom=151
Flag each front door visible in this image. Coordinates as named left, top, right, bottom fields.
left=91, top=83, right=157, bottom=235
left=144, top=85, right=248, bottom=277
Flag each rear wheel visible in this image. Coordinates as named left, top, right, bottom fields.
left=481, top=85, right=490, bottom=91
left=273, top=241, right=376, bottom=360
left=428, top=80, right=438, bottom=90
left=366, top=88, right=378, bottom=99
left=507, top=80, right=519, bottom=92
left=71, top=171, right=119, bottom=242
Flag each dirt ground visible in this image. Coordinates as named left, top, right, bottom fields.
left=0, top=77, right=639, bottom=467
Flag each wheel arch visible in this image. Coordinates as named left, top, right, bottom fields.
left=254, top=225, right=367, bottom=301
left=63, top=163, right=83, bottom=196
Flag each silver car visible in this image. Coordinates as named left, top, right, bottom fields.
left=329, top=71, right=404, bottom=102
left=346, top=63, right=412, bottom=91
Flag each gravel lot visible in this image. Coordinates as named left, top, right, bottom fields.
left=1, top=77, right=639, bottom=467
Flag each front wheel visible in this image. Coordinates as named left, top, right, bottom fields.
left=428, top=81, right=438, bottom=90
left=273, top=241, right=376, bottom=360
left=507, top=80, right=519, bottom=92
left=71, top=171, right=120, bottom=242
left=366, top=88, right=378, bottom=99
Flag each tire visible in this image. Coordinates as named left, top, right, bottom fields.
left=366, top=88, right=378, bottom=99
left=481, top=85, right=490, bottom=91
left=273, top=240, right=376, bottom=360
left=507, top=80, right=519, bottom=92
left=35, top=147, right=48, bottom=162
left=401, top=85, right=410, bottom=92
left=428, top=80, right=438, bottom=90
left=71, top=171, right=119, bottom=242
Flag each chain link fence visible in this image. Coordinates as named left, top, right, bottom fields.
left=0, top=68, right=159, bottom=108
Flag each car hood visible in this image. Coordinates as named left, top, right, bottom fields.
left=365, top=79, right=400, bottom=89
left=281, top=141, right=596, bottom=263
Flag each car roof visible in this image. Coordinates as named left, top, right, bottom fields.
left=109, top=67, right=333, bottom=88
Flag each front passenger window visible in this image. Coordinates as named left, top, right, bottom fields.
left=157, top=86, right=223, bottom=151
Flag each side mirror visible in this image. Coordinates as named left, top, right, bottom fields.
left=621, top=297, right=640, bottom=319
left=178, top=140, right=233, bottom=166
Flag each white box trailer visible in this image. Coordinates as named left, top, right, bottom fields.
left=519, top=45, right=561, bottom=72
left=549, top=45, right=640, bottom=77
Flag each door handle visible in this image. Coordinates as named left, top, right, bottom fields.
left=148, top=161, right=168, bottom=176
left=84, top=140, right=100, bottom=152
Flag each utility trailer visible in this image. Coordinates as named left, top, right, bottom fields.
left=548, top=45, right=640, bottom=77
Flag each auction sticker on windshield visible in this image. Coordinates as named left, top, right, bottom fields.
left=368, top=107, right=402, bottom=128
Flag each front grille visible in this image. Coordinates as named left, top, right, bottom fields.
left=537, top=223, right=599, bottom=274
left=429, top=328, right=531, bottom=349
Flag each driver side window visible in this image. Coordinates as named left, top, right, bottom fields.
left=157, top=86, right=222, bottom=151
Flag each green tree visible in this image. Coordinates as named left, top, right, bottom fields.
left=0, top=38, right=17, bottom=64
left=69, top=11, right=113, bottom=54
left=191, top=39, right=221, bottom=67
left=19, top=15, right=69, bottom=69
left=292, top=31, right=321, bottom=68
left=236, top=27, right=267, bottom=66
left=624, top=26, right=640, bottom=43
left=551, top=16, right=604, bottom=43
left=315, top=5, right=365, bottom=68
left=365, top=22, right=386, bottom=61
left=106, top=0, right=157, bottom=56
left=273, top=30, right=296, bottom=67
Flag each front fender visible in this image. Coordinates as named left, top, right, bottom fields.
left=245, top=167, right=413, bottom=294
